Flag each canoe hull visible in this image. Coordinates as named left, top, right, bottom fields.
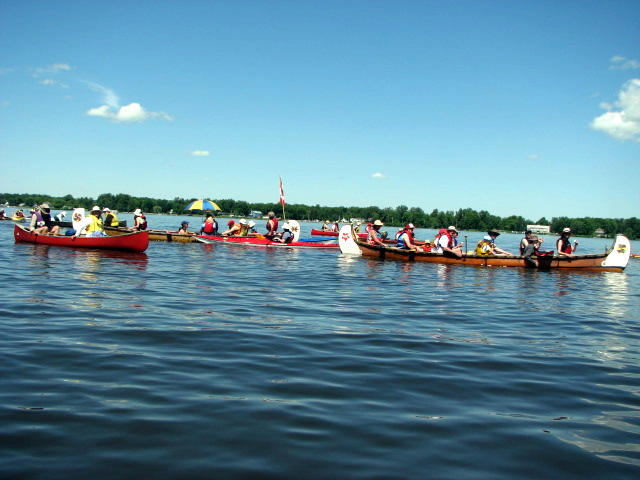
left=197, top=234, right=338, bottom=248
left=14, top=224, right=149, bottom=252
left=311, top=228, right=367, bottom=239
left=105, top=226, right=197, bottom=243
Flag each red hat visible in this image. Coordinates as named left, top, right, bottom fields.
left=227, top=220, right=234, bottom=226
left=405, top=223, right=415, bottom=229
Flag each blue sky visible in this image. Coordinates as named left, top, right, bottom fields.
left=1, top=0, right=638, bottom=220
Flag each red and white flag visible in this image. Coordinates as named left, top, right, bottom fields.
left=279, top=177, right=285, bottom=206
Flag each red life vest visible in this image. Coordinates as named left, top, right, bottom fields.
left=267, top=218, right=278, bottom=233
left=434, top=229, right=453, bottom=248
left=559, top=237, right=572, bottom=253
left=203, top=219, right=215, bottom=233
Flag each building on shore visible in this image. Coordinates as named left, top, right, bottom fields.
left=526, top=224, right=551, bottom=234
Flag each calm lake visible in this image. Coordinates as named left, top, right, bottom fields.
left=2, top=213, right=639, bottom=479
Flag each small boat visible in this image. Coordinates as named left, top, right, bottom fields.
left=198, top=220, right=338, bottom=248
left=14, top=224, right=149, bottom=252
left=104, top=226, right=198, bottom=243
left=338, top=225, right=631, bottom=272
left=197, top=234, right=338, bottom=248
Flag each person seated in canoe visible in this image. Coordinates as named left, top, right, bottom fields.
left=14, top=209, right=25, bottom=218
left=265, top=211, right=279, bottom=238
left=556, top=227, right=578, bottom=256
left=321, top=220, right=332, bottom=231
left=273, top=222, right=294, bottom=243
left=103, top=207, right=119, bottom=227
left=200, top=213, right=218, bottom=235
left=366, top=219, right=386, bottom=247
left=75, top=205, right=107, bottom=237
left=178, top=221, right=191, bottom=234
left=132, top=209, right=147, bottom=231
left=435, top=226, right=464, bottom=258
left=29, top=203, right=60, bottom=235
left=475, top=229, right=512, bottom=255
left=331, top=221, right=339, bottom=232
left=247, top=220, right=258, bottom=234
left=521, top=234, right=544, bottom=267
left=222, top=219, right=249, bottom=236
left=0, top=208, right=6, bottom=219
left=396, top=224, right=423, bottom=251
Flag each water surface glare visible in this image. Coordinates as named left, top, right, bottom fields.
left=2, top=217, right=639, bottom=479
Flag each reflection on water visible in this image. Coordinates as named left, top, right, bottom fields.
left=2, top=223, right=640, bottom=479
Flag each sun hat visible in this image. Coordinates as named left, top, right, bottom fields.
left=562, top=227, right=571, bottom=233
left=133, top=208, right=142, bottom=216
left=488, top=229, right=500, bottom=236
left=374, top=220, right=384, bottom=226
left=447, top=225, right=458, bottom=232
left=248, top=220, right=256, bottom=227
left=484, top=235, right=492, bottom=241
left=103, top=207, right=111, bottom=212
left=239, top=219, right=247, bottom=225
left=405, top=223, right=415, bottom=229
left=40, top=202, right=50, bottom=210
left=91, top=205, right=101, bottom=212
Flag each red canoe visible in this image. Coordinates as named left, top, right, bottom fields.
left=14, top=224, right=149, bottom=252
left=311, top=228, right=368, bottom=239
left=196, top=234, right=338, bottom=248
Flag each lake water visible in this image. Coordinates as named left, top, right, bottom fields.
left=2, top=214, right=639, bottom=479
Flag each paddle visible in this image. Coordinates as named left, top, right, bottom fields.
left=72, top=208, right=85, bottom=234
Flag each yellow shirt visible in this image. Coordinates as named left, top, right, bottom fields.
left=86, top=215, right=104, bottom=233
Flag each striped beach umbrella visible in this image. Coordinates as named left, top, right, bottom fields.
left=184, top=200, right=221, bottom=211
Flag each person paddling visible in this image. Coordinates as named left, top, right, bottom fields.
left=556, top=227, right=578, bottom=256
left=75, top=205, right=106, bottom=237
left=366, top=220, right=386, bottom=247
left=396, top=224, right=422, bottom=251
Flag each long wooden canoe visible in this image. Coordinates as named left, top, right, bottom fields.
left=338, top=225, right=631, bottom=272
left=14, top=224, right=149, bottom=252
left=104, top=226, right=198, bottom=243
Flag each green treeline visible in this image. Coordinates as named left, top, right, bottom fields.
left=2, top=192, right=639, bottom=239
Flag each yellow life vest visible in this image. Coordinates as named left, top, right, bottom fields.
left=475, top=239, right=492, bottom=255
left=107, top=212, right=119, bottom=226
left=86, top=215, right=103, bottom=233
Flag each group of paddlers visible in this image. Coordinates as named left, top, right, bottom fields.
left=188, top=211, right=295, bottom=243
left=362, top=220, right=579, bottom=265
left=23, top=203, right=147, bottom=237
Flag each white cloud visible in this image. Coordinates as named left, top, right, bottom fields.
left=34, top=63, right=74, bottom=76
left=191, top=150, right=211, bottom=156
left=85, top=82, right=172, bottom=123
left=371, top=172, right=385, bottom=179
left=591, top=78, right=640, bottom=142
left=86, top=102, right=172, bottom=123
left=610, top=55, right=640, bottom=70
left=40, top=78, right=69, bottom=88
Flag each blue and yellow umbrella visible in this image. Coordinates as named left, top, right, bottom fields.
left=184, top=199, right=221, bottom=211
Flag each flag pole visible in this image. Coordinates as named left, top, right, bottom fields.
left=279, top=176, right=286, bottom=222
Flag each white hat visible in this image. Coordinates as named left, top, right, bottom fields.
left=484, top=235, right=492, bottom=241
left=282, top=222, right=291, bottom=230
left=91, top=205, right=101, bottom=212
left=447, top=225, right=458, bottom=232
left=248, top=220, right=256, bottom=227
left=239, top=219, right=247, bottom=225
left=373, top=220, right=384, bottom=226
left=133, top=209, right=142, bottom=216
left=103, top=207, right=111, bottom=212
left=562, top=227, right=571, bottom=233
